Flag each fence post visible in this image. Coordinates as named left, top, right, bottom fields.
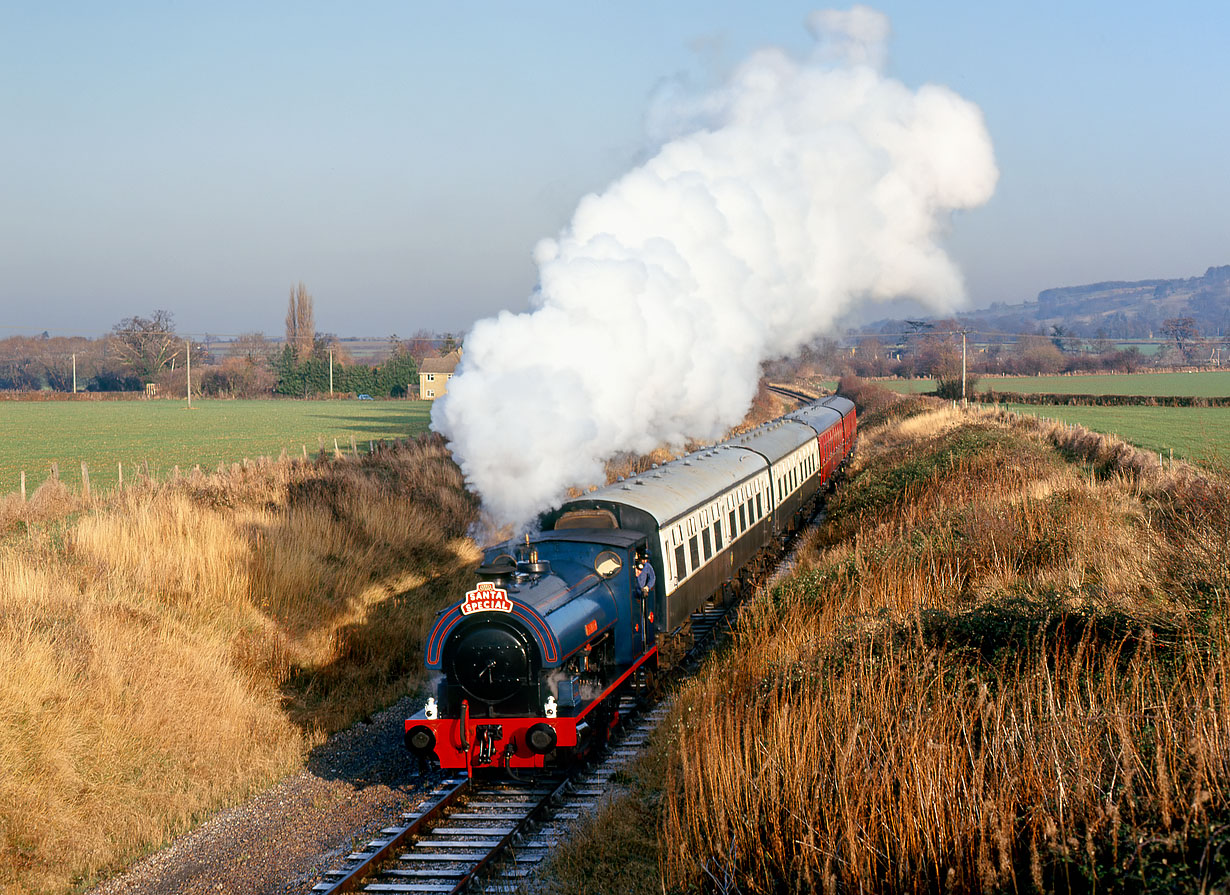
left=20, top=471, right=25, bottom=502
left=350, top=434, right=358, bottom=456
left=81, top=462, right=91, bottom=499
left=50, top=461, right=59, bottom=481
left=333, top=438, right=342, bottom=459
left=118, top=462, right=123, bottom=490
left=302, top=444, right=308, bottom=460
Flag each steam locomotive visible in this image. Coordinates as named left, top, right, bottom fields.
left=404, top=396, right=857, bottom=773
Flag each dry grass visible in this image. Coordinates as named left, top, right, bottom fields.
left=658, top=386, right=1230, bottom=892
left=533, top=744, right=669, bottom=895
left=0, top=435, right=477, bottom=894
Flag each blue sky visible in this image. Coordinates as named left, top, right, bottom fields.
left=2, top=1, right=1228, bottom=338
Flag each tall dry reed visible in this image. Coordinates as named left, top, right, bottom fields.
left=661, top=390, right=1230, bottom=892
left=0, top=434, right=477, bottom=894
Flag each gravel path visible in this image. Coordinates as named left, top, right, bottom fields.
left=87, top=695, right=434, bottom=895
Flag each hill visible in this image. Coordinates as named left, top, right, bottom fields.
left=963, top=265, right=1230, bottom=338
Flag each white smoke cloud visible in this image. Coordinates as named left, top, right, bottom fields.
left=432, top=6, right=997, bottom=528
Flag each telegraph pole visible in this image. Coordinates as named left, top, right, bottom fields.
left=329, top=348, right=334, bottom=395
left=186, top=339, right=192, bottom=409
left=72, top=354, right=77, bottom=393
left=960, top=329, right=968, bottom=403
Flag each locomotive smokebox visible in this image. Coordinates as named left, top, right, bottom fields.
left=449, top=620, right=534, bottom=706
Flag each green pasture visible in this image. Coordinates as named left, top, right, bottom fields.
left=875, top=371, right=1230, bottom=397
left=0, top=398, right=433, bottom=494
left=1001, top=403, right=1230, bottom=466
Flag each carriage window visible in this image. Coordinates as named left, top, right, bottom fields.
left=675, top=544, right=686, bottom=579
left=689, top=536, right=701, bottom=571
left=739, top=504, right=747, bottom=531
left=729, top=510, right=737, bottom=538
left=756, top=494, right=763, bottom=518
left=714, top=523, right=723, bottom=552
left=702, top=529, right=713, bottom=560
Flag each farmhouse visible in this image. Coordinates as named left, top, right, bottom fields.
left=419, top=349, right=461, bottom=400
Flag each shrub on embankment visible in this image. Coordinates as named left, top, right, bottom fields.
left=0, top=435, right=477, bottom=894
left=659, top=388, right=1230, bottom=892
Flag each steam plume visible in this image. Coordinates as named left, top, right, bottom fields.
left=433, top=6, right=997, bottom=528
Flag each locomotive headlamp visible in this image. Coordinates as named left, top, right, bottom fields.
left=404, top=725, right=436, bottom=755
left=526, top=723, right=558, bottom=754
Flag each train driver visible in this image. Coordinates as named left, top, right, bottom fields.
left=634, top=551, right=656, bottom=599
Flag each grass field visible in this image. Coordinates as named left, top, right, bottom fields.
left=0, top=399, right=433, bottom=493
left=874, top=370, right=1230, bottom=396
left=1001, top=403, right=1230, bottom=465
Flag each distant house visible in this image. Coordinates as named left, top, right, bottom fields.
left=419, top=349, right=461, bottom=400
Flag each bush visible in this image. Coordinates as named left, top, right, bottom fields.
left=933, top=371, right=980, bottom=399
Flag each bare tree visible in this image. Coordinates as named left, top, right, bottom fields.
left=231, top=331, right=274, bottom=367
left=405, top=328, right=437, bottom=362
left=111, top=310, right=180, bottom=383
left=1161, top=317, right=1199, bottom=360
left=285, top=282, right=315, bottom=358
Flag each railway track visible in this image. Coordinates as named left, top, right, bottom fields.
left=766, top=382, right=820, bottom=404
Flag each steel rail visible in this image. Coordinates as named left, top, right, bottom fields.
left=765, top=382, right=820, bottom=404
left=314, top=775, right=470, bottom=894
left=444, top=773, right=573, bottom=894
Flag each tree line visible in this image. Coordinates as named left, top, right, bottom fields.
left=0, top=283, right=460, bottom=398
left=841, top=317, right=1224, bottom=397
